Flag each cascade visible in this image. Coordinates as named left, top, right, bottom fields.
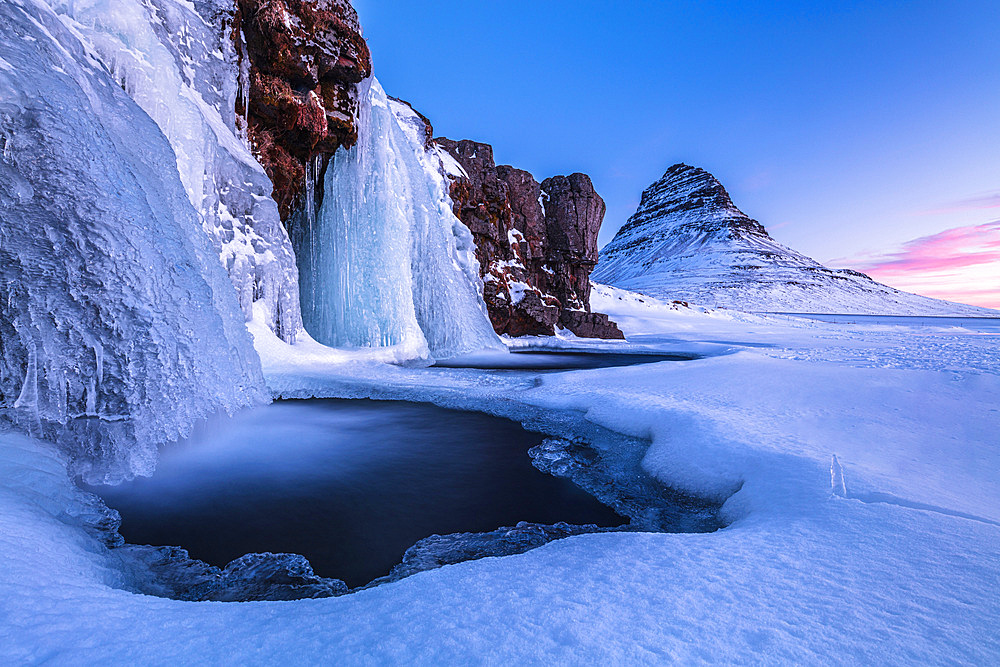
left=299, top=78, right=503, bottom=359
left=0, top=0, right=267, bottom=483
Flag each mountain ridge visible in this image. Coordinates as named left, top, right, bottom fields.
left=593, top=164, right=997, bottom=316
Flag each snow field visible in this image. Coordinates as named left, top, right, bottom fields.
left=7, top=293, right=993, bottom=661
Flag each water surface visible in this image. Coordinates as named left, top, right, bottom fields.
left=434, top=349, right=697, bottom=370
left=86, top=399, right=623, bottom=587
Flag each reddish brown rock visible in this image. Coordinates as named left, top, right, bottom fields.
left=435, top=137, right=622, bottom=339
left=498, top=165, right=546, bottom=260
left=233, top=0, right=371, bottom=219
left=558, top=311, right=623, bottom=339
left=540, top=173, right=605, bottom=313
left=434, top=138, right=512, bottom=269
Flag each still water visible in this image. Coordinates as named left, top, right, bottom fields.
left=433, top=349, right=698, bottom=370
left=86, top=399, right=623, bottom=587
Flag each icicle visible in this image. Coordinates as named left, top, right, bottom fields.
left=13, top=345, right=37, bottom=411
left=53, top=364, right=67, bottom=418
left=305, top=155, right=320, bottom=310
left=235, top=27, right=251, bottom=148
left=94, top=341, right=104, bottom=385
left=13, top=344, right=39, bottom=432
left=86, top=378, right=97, bottom=416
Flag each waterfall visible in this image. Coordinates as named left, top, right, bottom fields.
left=299, top=78, right=503, bottom=360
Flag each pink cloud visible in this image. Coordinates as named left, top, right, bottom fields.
left=912, top=286, right=1000, bottom=310
left=835, top=220, right=1000, bottom=309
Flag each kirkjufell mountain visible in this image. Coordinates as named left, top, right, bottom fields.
left=593, top=164, right=995, bottom=315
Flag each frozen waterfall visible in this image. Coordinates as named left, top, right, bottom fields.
left=0, top=0, right=266, bottom=484
left=44, top=0, right=304, bottom=342
left=298, top=79, right=503, bottom=360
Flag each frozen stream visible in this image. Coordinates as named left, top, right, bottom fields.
left=84, top=399, right=625, bottom=588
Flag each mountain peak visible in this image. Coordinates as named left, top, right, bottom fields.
left=593, top=164, right=994, bottom=316
left=614, top=164, right=767, bottom=247
left=641, top=163, right=742, bottom=221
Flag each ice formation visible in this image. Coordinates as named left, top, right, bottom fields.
left=0, top=0, right=265, bottom=483
left=45, top=0, right=303, bottom=340
left=298, top=78, right=503, bottom=360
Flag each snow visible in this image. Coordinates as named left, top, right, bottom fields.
left=248, top=302, right=430, bottom=367
left=4, top=270, right=998, bottom=661
left=508, top=280, right=531, bottom=305
left=435, top=145, right=469, bottom=179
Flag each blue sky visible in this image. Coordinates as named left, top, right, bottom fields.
left=354, top=1, right=1000, bottom=307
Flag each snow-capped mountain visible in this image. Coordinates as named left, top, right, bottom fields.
left=593, top=164, right=996, bottom=315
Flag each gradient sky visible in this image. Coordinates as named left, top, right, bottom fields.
left=353, top=0, right=1000, bottom=308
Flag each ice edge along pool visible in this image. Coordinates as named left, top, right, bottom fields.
left=82, top=364, right=725, bottom=601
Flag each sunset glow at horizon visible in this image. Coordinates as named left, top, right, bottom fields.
left=833, top=219, right=1000, bottom=310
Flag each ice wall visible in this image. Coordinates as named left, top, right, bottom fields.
left=44, top=0, right=303, bottom=341
left=299, top=78, right=503, bottom=360
left=0, top=0, right=266, bottom=483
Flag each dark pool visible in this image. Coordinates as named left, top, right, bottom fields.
left=433, top=349, right=698, bottom=371
left=85, top=399, right=623, bottom=587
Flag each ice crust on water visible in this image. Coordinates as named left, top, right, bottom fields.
left=298, top=78, right=503, bottom=360
left=113, top=545, right=349, bottom=602
left=45, top=0, right=304, bottom=341
left=0, top=0, right=265, bottom=483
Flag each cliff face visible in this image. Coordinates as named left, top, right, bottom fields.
left=231, top=1, right=621, bottom=338
left=233, top=0, right=371, bottom=219
left=436, top=138, right=622, bottom=339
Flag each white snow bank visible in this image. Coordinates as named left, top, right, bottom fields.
left=3, top=261, right=999, bottom=662
left=248, top=302, right=432, bottom=368
left=2, top=370, right=999, bottom=664
left=591, top=282, right=779, bottom=335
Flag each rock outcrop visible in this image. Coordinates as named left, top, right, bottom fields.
left=232, top=0, right=371, bottom=219
left=436, top=139, right=622, bottom=338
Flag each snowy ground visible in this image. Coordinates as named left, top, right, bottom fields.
left=3, top=288, right=999, bottom=663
